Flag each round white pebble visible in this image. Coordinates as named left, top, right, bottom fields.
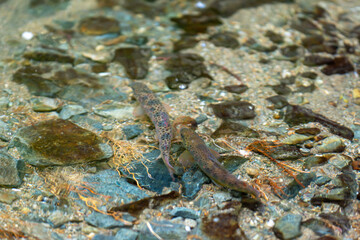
left=22, top=31, right=34, bottom=40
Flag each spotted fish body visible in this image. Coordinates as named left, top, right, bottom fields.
left=180, top=127, right=261, bottom=198
left=130, top=82, right=174, bottom=177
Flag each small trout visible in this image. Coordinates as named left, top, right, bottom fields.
left=130, top=82, right=174, bottom=178
left=180, top=127, right=261, bottom=198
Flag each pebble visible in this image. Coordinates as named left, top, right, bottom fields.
left=313, top=136, right=346, bottom=153
left=122, top=124, right=143, bottom=139
left=48, top=210, right=78, bottom=228
left=85, top=211, right=134, bottom=229
left=31, top=97, right=61, bottom=112
left=328, top=154, right=352, bottom=170
left=184, top=218, right=197, bottom=228
left=115, top=228, right=138, bottom=240
left=136, top=220, right=188, bottom=240
left=302, top=218, right=334, bottom=236
left=112, top=47, right=151, bottom=79
left=59, top=104, right=87, bottom=119
left=169, top=207, right=200, bottom=220
left=281, top=172, right=316, bottom=199
left=303, top=155, right=330, bottom=169
left=0, top=97, right=10, bottom=110
left=0, top=190, right=18, bottom=204
left=281, top=133, right=313, bottom=145
left=21, top=31, right=34, bottom=40
left=93, top=102, right=134, bottom=120
left=353, top=88, right=360, bottom=105
left=78, top=16, right=120, bottom=36
left=11, top=119, right=113, bottom=166
left=181, top=166, right=211, bottom=200
left=210, top=101, right=256, bottom=120
left=273, top=214, right=302, bottom=240
left=0, top=150, right=25, bottom=187
left=213, top=192, right=232, bottom=205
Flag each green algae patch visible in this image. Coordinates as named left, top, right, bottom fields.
left=12, top=119, right=113, bottom=166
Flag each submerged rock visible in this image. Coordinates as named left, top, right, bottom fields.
left=210, top=101, right=256, bottom=120
left=78, top=16, right=120, bottom=35
left=113, top=47, right=151, bottom=79
left=209, top=0, right=294, bottom=17
left=12, top=119, right=112, bottom=166
left=12, top=66, right=61, bottom=97
left=273, top=214, right=302, bottom=240
left=23, top=47, right=74, bottom=64
left=85, top=211, right=134, bottom=229
left=211, top=121, right=260, bottom=138
left=0, top=150, right=25, bottom=187
left=266, top=95, right=289, bottom=109
left=171, top=10, right=222, bottom=34
left=30, top=97, right=61, bottom=112
left=281, top=172, right=316, bottom=199
left=182, top=166, right=211, bottom=200
left=311, top=169, right=357, bottom=207
left=119, top=150, right=173, bottom=193
left=303, top=53, right=334, bottom=66
left=321, top=56, right=355, bottom=75
left=136, top=220, right=188, bottom=240
left=122, top=125, right=143, bottom=140
left=115, top=229, right=138, bottom=240
left=93, top=102, right=134, bottom=120
left=78, top=169, right=149, bottom=206
left=208, top=31, right=240, bottom=49
left=224, top=84, right=249, bottom=94
left=284, top=105, right=354, bottom=140
left=169, top=207, right=200, bottom=220
left=173, top=35, right=199, bottom=52
left=59, top=104, right=87, bottom=120
left=165, top=53, right=212, bottom=80
left=313, top=136, right=346, bottom=153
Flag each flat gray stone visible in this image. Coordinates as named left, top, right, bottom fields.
left=59, top=104, right=87, bottom=119
left=115, top=229, right=138, bottom=240
left=0, top=150, right=25, bottom=187
left=85, top=211, right=135, bottom=229
left=136, top=220, right=188, bottom=240
left=169, top=207, right=200, bottom=220
left=31, top=97, right=61, bottom=112
left=273, top=214, right=302, bottom=240
left=93, top=102, right=134, bottom=120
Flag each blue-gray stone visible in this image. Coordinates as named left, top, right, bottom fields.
left=71, top=115, right=104, bottom=131
left=119, top=150, right=173, bottom=193
left=137, top=220, right=188, bottom=240
left=169, top=207, right=200, bottom=220
left=79, top=169, right=148, bottom=205
left=59, top=104, right=87, bottom=120
left=281, top=172, right=316, bottom=199
left=85, top=211, right=135, bottom=229
left=115, top=228, right=138, bottom=240
left=182, top=166, right=211, bottom=200
left=92, top=234, right=115, bottom=240
left=0, top=150, right=25, bottom=187
left=314, top=176, right=331, bottom=186
left=195, top=114, right=208, bottom=124
left=122, top=125, right=143, bottom=139
left=273, top=214, right=302, bottom=240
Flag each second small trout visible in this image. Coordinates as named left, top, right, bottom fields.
left=180, top=127, right=261, bottom=198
